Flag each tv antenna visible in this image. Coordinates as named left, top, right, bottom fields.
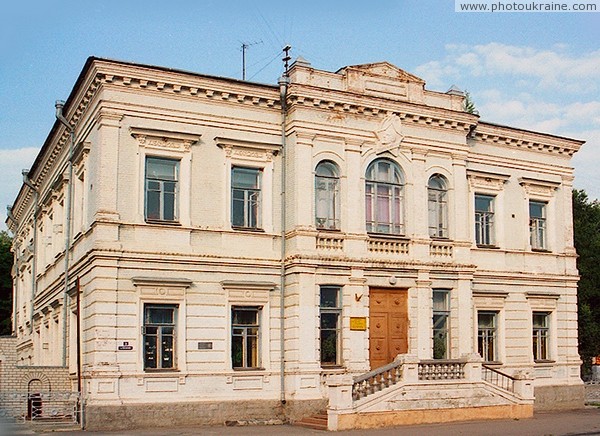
left=240, top=40, right=263, bottom=80
left=282, top=45, right=291, bottom=76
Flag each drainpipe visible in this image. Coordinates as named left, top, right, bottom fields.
left=278, top=73, right=290, bottom=405
left=55, top=100, right=75, bottom=368
left=22, top=170, right=39, bottom=333
left=6, top=206, right=18, bottom=334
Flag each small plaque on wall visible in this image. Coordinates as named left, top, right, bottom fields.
left=198, top=342, right=213, bottom=350
left=350, top=317, right=367, bottom=331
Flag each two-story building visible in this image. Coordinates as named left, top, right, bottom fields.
left=6, top=56, right=584, bottom=430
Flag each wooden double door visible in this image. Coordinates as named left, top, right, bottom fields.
left=369, top=288, right=409, bottom=369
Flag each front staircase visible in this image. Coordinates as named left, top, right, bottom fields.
left=294, top=411, right=328, bottom=431
left=325, top=354, right=534, bottom=431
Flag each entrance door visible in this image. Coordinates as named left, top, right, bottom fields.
left=369, top=288, right=408, bottom=369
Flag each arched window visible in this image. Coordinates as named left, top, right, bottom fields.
left=365, top=159, right=405, bottom=234
left=428, top=174, right=448, bottom=238
left=315, top=161, right=340, bottom=230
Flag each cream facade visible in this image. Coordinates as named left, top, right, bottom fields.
left=6, top=57, right=584, bottom=430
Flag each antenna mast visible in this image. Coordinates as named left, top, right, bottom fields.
left=282, top=45, right=291, bottom=76
left=240, top=40, right=263, bottom=80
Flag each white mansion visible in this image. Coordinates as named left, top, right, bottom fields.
left=6, top=57, right=584, bottom=430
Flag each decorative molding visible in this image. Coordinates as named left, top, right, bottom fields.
left=222, top=280, right=277, bottom=304
left=374, top=114, right=404, bottom=154
left=467, top=169, right=510, bottom=192
left=519, top=177, right=560, bottom=199
left=215, top=136, right=280, bottom=162
left=130, top=127, right=201, bottom=153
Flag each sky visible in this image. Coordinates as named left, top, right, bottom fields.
left=0, top=0, right=598, bottom=231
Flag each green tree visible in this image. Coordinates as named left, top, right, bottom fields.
left=0, top=230, right=13, bottom=335
left=573, top=189, right=600, bottom=378
left=463, top=91, right=479, bottom=115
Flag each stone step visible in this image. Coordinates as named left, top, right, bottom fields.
left=295, top=412, right=328, bottom=431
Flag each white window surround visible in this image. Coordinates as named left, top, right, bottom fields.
left=131, top=127, right=201, bottom=227
left=472, top=289, right=507, bottom=364
left=526, top=291, right=559, bottom=363
left=132, top=276, right=192, bottom=373
left=519, top=177, right=559, bottom=252
left=216, top=137, right=279, bottom=234
left=467, top=170, right=509, bottom=248
left=221, top=280, right=276, bottom=372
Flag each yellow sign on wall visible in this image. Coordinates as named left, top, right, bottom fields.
left=350, top=317, right=367, bottom=331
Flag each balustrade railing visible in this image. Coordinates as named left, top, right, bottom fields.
left=418, top=360, right=465, bottom=380
left=367, top=238, right=409, bottom=254
left=352, top=360, right=403, bottom=400
left=429, top=241, right=453, bottom=258
left=316, top=235, right=344, bottom=251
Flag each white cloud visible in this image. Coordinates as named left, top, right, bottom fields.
left=0, top=147, right=40, bottom=232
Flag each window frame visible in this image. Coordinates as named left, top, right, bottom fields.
left=529, top=200, right=547, bottom=250
left=319, top=285, right=342, bottom=367
left=477, top=311, right=498, bottom=363
left=432, top=290, right=450, bottom=359
left=144, top=157, right=180, bottom=223
left=315, top=161, right=341, bottom=231
left=365, top=159, right=405, bottom=235
left=231, top=306, right=262, bottom=370
left=532, top=311, right=551, bottom=362
left=475, top=194, right=495, bottom=246
left=428, top=175, right=449, bottom=238
left=231, top=166, right=262, bottom=230
left=142, top=304, right=178, bottom=371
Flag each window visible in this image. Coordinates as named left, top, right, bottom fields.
left=145, top=157, right=179, bottom=222
left=232, top=307, right=260, bottom=369
left=365, top=159, right=405, bottom=234
left=533, top=312, right=550, bottom=361
left=529, top=201, right=547, bottom=250
left=475, top=194, right=495, bottom=246
left=320, top=286, right=342, bottom=366
left=428, top=175, right=448, bottom=238
left=232, top=167, right=261, bottom=229
left=315, top=161, right=340, bottom=230
left=433, top=290, right=450, bottom=359
left=477, top=311, right=498, bottom=362
left=143, top=305, right=177, bottom=370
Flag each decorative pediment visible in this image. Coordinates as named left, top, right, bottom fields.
left=467, top=169, right=510, bottom=192
left=215, top=137, right=280, bottom=162
left=130, top=127, right=201, bottom=153
left=519, top=177, right=559, bottom=199
left=340, top=62, right=425, bottom=84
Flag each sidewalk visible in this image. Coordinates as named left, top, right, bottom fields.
left=5, top=407, right=600, bottom=436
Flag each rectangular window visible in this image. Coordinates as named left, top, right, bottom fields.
left=320, top=286, right=342, bottom=366
left=529, top=201, right=547, bottom=250
left=143, top=304, right=177, bottom=370
left=433, top=290, right=450, bottom=359
left=475, top=194, right=495, bottom=246
left=232, top=307, right=260, bottom=369
left=145, top=157, right=179, bottom=222
left=477, top=311, right=498, bottom=362
left=533, top=312, right=550, bottom=361
left=232, top=167, right=261, bottom=229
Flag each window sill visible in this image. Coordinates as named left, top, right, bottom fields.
left=145, top=220, right=181, bottom=226
left=531, top=248, right=552, bottom=253
left=317, top=227, right=341, bottom=233
left=430, top=236, right=451, bottom=241
left=232, top=367, right=265, bottom=371
left=367, top=232, right=408, bottom=240
left=320, top=364, right=344, bottom=369
left=483, top=361, right=503, bottom=366
left=231, top=226, right=265, bottom=233
left=476, top=244, right=499, bottom=249
left=534, top=359, right=555, bottom=365
left=143, top=368, right=180, bottom=373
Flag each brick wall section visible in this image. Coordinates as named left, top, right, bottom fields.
left=0, top=336, right=72, bottom=393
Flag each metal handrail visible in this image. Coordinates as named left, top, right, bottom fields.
left=482, top=364, right=515, bottom=393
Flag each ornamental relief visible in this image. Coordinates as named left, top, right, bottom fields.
left=136, top=135, right=192, bottom=152
left=130, top=127, right=201, bottom=153
left=467, top=176, right=507, bottom=192
left=520, top=182, right=558, bottom=199
left=374, top=114, right=404, bottom=154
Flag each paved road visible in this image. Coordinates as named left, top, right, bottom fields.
left=3, top=408, right=600, bottom=436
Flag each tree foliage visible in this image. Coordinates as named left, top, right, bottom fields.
left=463, top=91, right=479, bottom=115
left=573, top=189, right=600, bottom=378
left=0, top=230, right=13, bottom=335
